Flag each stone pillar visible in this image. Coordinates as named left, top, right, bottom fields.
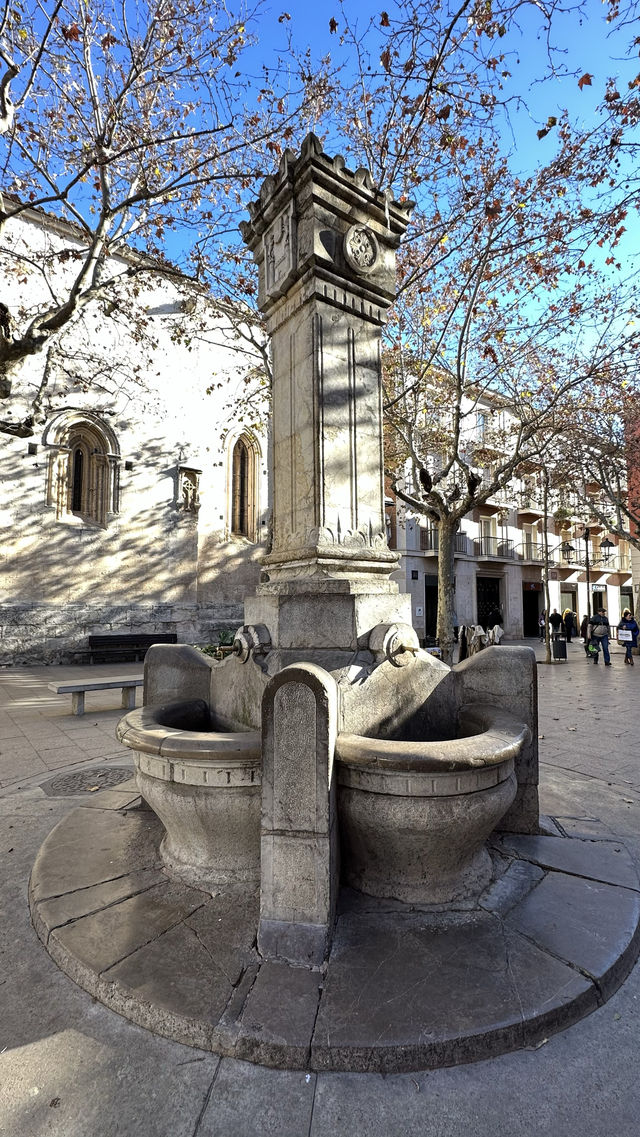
left=240, top=134, right=414, bottom=660
left=456, top=645, right=540, bottom=833
left=259, top=663, right=339, bottom=966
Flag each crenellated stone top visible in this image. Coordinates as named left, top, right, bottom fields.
left=239, top=133, right=414, bottom=320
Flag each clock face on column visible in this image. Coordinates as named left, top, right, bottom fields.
left=343, top=224, right=379, bottom=274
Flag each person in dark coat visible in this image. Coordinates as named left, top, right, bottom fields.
left=486, top=607, right=502, bottom=631
left=548, top=609, right=563, bottom=640
left=588, top=608, right=611, bottom=665
left=617, top=609, right=639, bottom=665
left=580, top=614, right=589, bottom=657
left=562, top=608, right=574, bottom=643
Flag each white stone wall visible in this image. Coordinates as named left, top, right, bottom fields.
left=0, top=602, right=245, bottom=665
left=1, top=209, right=269, bottom=664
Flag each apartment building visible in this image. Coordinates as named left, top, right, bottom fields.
left=387, top=403, right=636, bottom=641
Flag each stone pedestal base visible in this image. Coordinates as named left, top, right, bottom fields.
left=244, top=578, right=412, bottom=656
left=30, top=799, right=640, bottom=1073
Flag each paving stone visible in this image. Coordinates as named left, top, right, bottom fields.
left=0, top=740, right=46, bottom=782
left=49, top=879, right=207, bottom=976
left=553, top=815, right=611, bottom=840
left=185, top=888, right=260, bottom=987
left=0, top=723, right=24, bottom=740
left=29, top=806, right=163, bottom=900
left=480, top=857, right=545, bottom=915
left=500, top=925, right=598, bottom=1042
left=104, top=920, right=238, bottom=1049
left=312, top=909, right=522, bottom=1072
left=235, top=960, right=323, bottom=1068
left=198, top=1058, right=316, bottom=1137
left=35, top=866, right=165, bottom=934
left=495, top=833, right=640, bottom=890
left=311, top=906, right=598, bottom=1073
left=75, top=789, right=142, bottom=810
left=505, top=871, right=640, bottom=997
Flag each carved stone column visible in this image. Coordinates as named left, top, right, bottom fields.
left=240, top=134, right=414, bottom=655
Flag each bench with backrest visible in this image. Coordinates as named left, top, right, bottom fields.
left=85, top=633, right=178, bottom=664
left=48, top=675, right=144, bottom=716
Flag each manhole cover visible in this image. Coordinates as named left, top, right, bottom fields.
left=41, top=766, right=135, bottom=797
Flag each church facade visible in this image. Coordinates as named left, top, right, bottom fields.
left=1, top=206, right=269, bottom=664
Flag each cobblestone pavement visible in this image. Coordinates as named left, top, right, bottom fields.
left=0, top=642, right=639, bottom=1137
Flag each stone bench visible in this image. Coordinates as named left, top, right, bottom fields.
left=48, top=676, right=144, bottom=716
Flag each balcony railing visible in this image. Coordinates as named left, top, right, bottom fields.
left=554, top=547, right=631, bottom=573
left=516, top=542, right=544, bottom=562
left=419, top=528, right=438, bottom=553
left=517, top=493, right=544, bottom=514
left=474, top=537, right=516, bottom=559
left=455, top=534, right=474, bottom=556
left=418, top=530, right=476, bottom=555
left=415, top=530, right=630, bottom=571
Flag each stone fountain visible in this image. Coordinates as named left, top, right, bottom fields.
left=30, top=136, right=640, bottom=1072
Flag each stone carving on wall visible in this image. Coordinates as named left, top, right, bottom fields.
left=310, top=523, right=388, bottom=550
left=178, top=466, right=201, bottom=513
left=264, top=203, right=296, bottom=299
left=271, top=520, right=389, bottom=560
left=343, top=224, right=379, bottom=275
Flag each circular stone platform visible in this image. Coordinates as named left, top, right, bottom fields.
left=29, top=787, right=640, bottom=1074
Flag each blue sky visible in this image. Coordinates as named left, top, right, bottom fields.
left=243, top=0, right=638, bottom=175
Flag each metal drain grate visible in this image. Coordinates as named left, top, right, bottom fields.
left=41, top=766, right=135, bottom=797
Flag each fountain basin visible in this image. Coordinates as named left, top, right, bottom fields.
left=336, top=705, right=527, bottom=904
left=116, top=699, right=261, bottom=891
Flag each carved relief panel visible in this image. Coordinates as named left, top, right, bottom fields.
left=263, top=202, right=296, bottom=301
left=178, top=466, right=201, bottom=513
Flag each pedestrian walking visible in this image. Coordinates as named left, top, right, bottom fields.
left=549, top=609, right=563, bottom=640
left=617, top=608, right=639, bottom=666
left=588, top=608, right=612, bottom=666
left=562, top=608, right=574, bottom=643
left=539, top=609, right=546, bottom=642
left=580, top=614, right=590, bottom=658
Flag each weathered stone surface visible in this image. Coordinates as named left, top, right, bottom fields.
left=143, top=643, right=215, bottom=706
left=77, top=788, right=142, bottom=810
left=505, top=871, right=640, bottom=997
left=495, top=833, right=640, bottom=890
left=244, top=588, right=413, bottom=655
left=259, top=664, right=339, bottom=966
left=196, top=1059, right=316, bottom=1137
left=480, top=856, right=545, bottom=915
left=455, top=645, right=539, bottom=833
left=35, top=866, right=165, bottom=935
left=184, top=889, right=260, bottom=988
left=498, top=925, right=599, bottom=1046
left=29, top=806, right=162, bottom=901
left=312, top=910, right=515, bottom=1070
left=235, top=960, right=322, bottom=1068
left=310, top=907, right=596, bottom=1072
left=48, top=879, right=207, bottom=976
left=28, top=805, right=640, bottom=1074
left=136, top=768, right=261, bottom=890
left=104, top=921, right=238, bottom=1049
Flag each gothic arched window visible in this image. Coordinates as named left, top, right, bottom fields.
left=229, top=432, right=261, bottom=542
left=44, top=411, right=120, bottom=527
